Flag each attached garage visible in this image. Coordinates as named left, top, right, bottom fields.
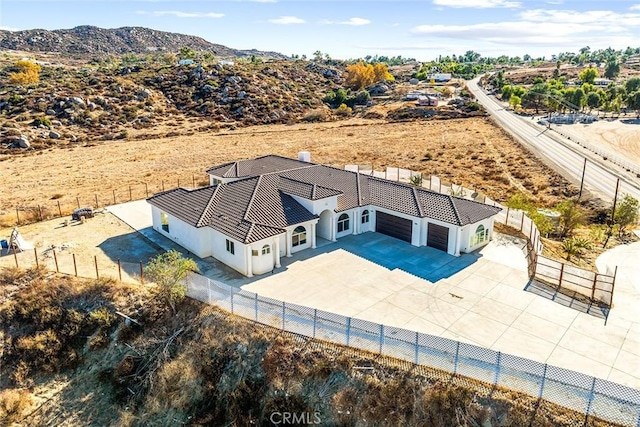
left=376, top=211, right=412, bottom=243
left=427, top=223, right=449, bottom=252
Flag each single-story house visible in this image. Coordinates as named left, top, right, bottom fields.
left=147, top=155, right=502, bottom=277
left=416, top=96, right=438, bottom=106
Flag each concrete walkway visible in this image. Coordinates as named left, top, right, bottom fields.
left=108, top=200, right=640, bottom=390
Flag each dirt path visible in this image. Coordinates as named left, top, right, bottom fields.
left=552, top=118, right=640, bottom=166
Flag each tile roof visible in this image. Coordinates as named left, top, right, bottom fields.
left=205, top=154, right=313, bottom=179
left=148, top=155, right=502, bottom=243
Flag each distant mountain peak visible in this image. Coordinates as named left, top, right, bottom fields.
left=0, top=26, right=288, bottom=59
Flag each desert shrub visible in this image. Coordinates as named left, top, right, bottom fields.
left=302, top=110, right=328, bottom=122
left=0, top=389, right=33, bottom=424
left=335, top=103, right=352, bottom=116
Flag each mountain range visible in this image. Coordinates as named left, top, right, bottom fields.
left=0, top=25, right=288, bottom=59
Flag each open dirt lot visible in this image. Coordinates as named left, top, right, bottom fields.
left=0, top=116, right=575, bottom=227
left=0, top=211, right=160, bottom=283
left=556, top=118, right=640, bottom=166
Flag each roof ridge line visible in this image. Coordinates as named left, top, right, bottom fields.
left=412, top=186, right=424, bottom=217
left=448, top=194, right=463, bottom=226
left=195, top=185, right=221, bottom=227
left=243, top=175, right=263, bottom=222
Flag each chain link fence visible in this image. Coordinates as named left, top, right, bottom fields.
left=186, top=272, right=640, bottom=427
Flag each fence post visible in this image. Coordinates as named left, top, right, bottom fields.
left=178, top=178, right=180, bottom=187
left=585, top=377, right=597, bottom=421
left=162, top=180, right=165, bottom=192
left=139, top=261, right=144, bottom=284
left=94, top=255, right=99, bottom=279
left=254, top=293, right=258, bottom=322
left=118, top=259, right=122, bottom=281
left=282, top=301, right=286, bottom=330
left=34, top=248, right=39, bottom=268
left=453, top=341, right=460, bottom=374
left=53, top=250, right=59, bottom=272
left=558, top=262, right=565, bottom=288
left=414, top=332, right=419, bottom=365
left=505, top=207, right=510, bottom=225
left=591, top=273, right=598, bottom=301
left=539, top=364, right=548, bottom=398
left=38, top=205, right=43, bottom=221
left=520, top=212, right=525, bottom=231
left=57, top=200, right=62, bottom=217
left=609, top=266, right=618, bottom=308
left=113, top=189, right=116, bottom=205
left=346, top=317, right=351, bottom=347
left=12, top=246, right=18, bottom=268
left=494, top=352, right=502, bottom=385
left=192, top=174, right=196, bottom=188
left=145, top=182, right=149, bottom=197
left=95, top=194, right=99, bottom=209
left=73, top=254, right=78, bottom=276
left=379, top=325, right=384, bottom=353
left=313, top=309, right=317, bottom=338
left=129, top=186, right=132, bottom=201
left=76, top=197, right=80, bottom=209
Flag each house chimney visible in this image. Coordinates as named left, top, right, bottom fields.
left=298, top=151, right=311, bottom=162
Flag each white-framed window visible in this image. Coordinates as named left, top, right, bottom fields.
left=226, top=239, right=235, bottom=254
left=160, top=212, right=169, bottom=233
left=261, top=244, right=271, bottom=255
left=471, top=224, right=489, bottom=246
left=292, top=226, right=307, bottom=247
left=337, top=213, right=350, bottom=233
left=361, top=210, right=370, bottom=224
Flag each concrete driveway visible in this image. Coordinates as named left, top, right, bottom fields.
left=108, top=200, right=640, bottom=389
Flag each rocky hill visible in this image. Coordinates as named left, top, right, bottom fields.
left=0, top=26, right=287, bottom=59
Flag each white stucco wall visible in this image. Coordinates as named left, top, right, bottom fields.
left=150, top=206, right=212, bottom=258
left=336, top=210, right=356, bottom=239
left=358, top=208, right=374, bottom=233
left=287, top=221, right=314, bottom=254
left=210, top=229, right=247, bottom=275
left=249, top=236, right=279, bottom=275
left=288, top=194, right=338, bottom=215
left=460, top=217, right=495, bottom=253
left=317, top=210, right=333, bottom=240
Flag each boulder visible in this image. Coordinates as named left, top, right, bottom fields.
left=46, top=109, right=57, bottom=116
left=409, top=78, right=419, bottom=85
left=49, top=130, right=61, bottom=139
left=71, top=97, right=85, bottom=106
left=10, top=136, right=30, bottom=148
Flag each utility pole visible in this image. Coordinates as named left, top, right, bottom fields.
left=603, top=178, right=620, bottom=249
left=578, top=158, right=587, bottom=201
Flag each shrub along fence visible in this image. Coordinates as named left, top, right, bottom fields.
left=345, top=165, right=615, bottom=307
left=2, top=174, right=210, bottom=228
left=186, top=272, right=640, bottom=427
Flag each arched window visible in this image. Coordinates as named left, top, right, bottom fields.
left=292, top=226, right=307, bottom=247
left=471, top=224, right=488, bottom=246
left=160, top=212, right=170, bottom=233
left=361, top=210, right=370, bottom=224
left=261, top=244, right=271, bottom=255
left=338, top=213, right=350, bottom=233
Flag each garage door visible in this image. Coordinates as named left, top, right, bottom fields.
left=376, top=211, right=412, bottom=243
left=427, top=223, right=449, bottom=252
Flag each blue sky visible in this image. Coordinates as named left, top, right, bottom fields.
left=2, top=0, right=640, bottom=61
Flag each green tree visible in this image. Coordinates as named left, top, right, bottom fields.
left=625, top=77, right=640, bottom=94
left=604, top=59, right=620, bottom=79
left=586, top=91, right=602, bottom=112
left=614, top=194, right=639, bottom=236
left=627, top=91, right=640, bottom=116
left=579, top=67, right=598, bottom=84
left=144, top=250, right=198, bottom=314
left=555, top=200, right=584, bottom=238
left=178, top=46, right=197, bottom=60
left=509, top=95, right=521, bottom=110
left=501, top=85, right=513, bottom=101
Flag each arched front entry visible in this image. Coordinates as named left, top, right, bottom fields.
left=317, top=210, right=333, bottom=241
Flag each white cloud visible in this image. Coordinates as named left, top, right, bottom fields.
left=137, top=10, right=224, bottom=18
left=320, top=17, right=371, bottom=26
left=630, top=4, right=640, bottom=10
left=268, top=16, right=305, bottom=24
left=519, top=9, right=640, bottom=26
left=432, top=0, right=521, bottom=8
left=0, top=25, right=20, bottom=31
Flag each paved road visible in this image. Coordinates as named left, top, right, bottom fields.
left=467, top=78, right=640, bottom=203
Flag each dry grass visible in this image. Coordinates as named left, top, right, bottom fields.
left=0, top=115, right=575, bottom=226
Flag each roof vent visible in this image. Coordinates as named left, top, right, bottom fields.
left=298, top=151, right=311, bottom=162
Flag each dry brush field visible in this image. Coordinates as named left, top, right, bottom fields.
left=0, top=115, right=576, bottom=225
